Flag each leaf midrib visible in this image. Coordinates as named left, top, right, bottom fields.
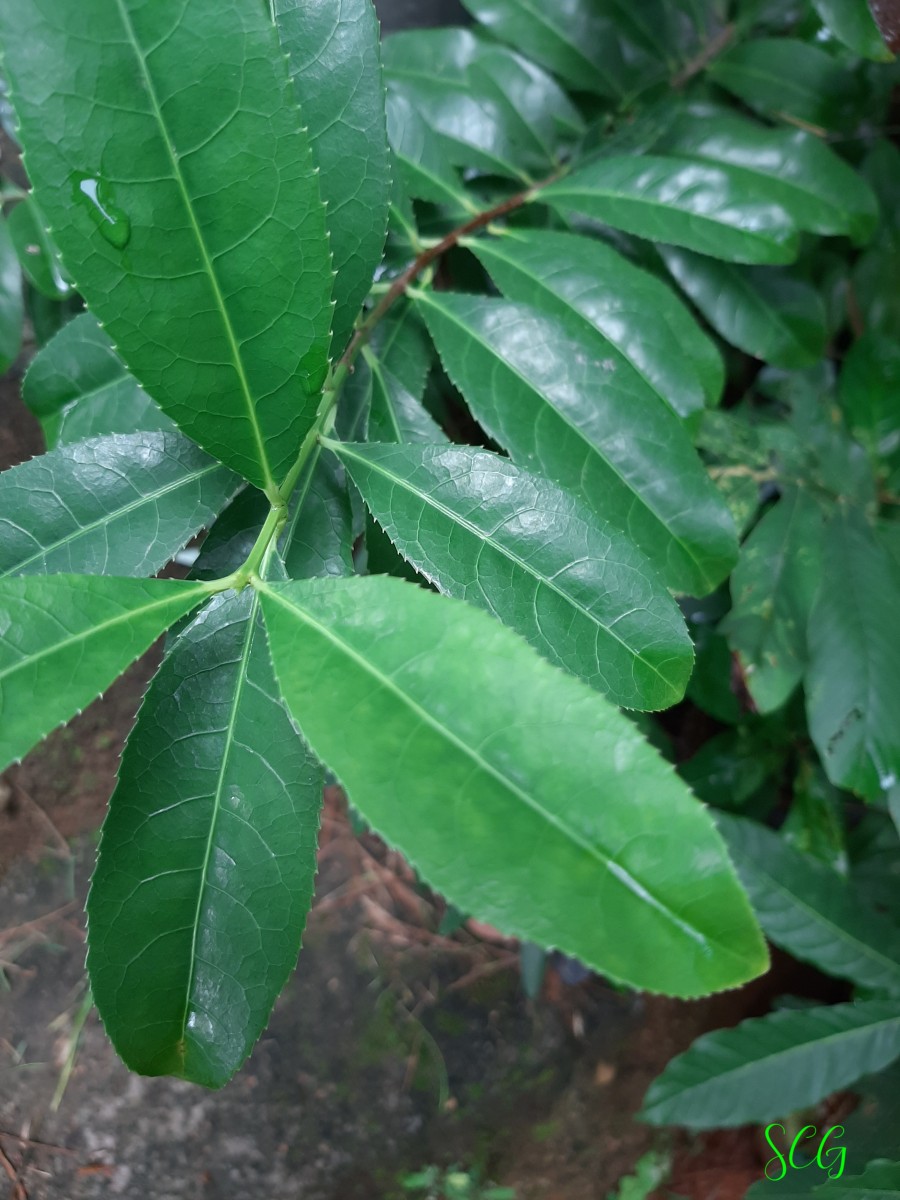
left=337, top=442, right=677, bottom=694
left=111, top=0, right=275, bottom=492
left=262, top=582, right=735, bottom=958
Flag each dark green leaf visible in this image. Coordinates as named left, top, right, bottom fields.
left=331, top=440, right=693, bottom=709
left=0, top=575, right=208, bottom=770
left=814, top=1161, right=900, bottom=1198
left=641, top=1001, right=900, bottom=1128
left=385, top=89, right=473, bottom=212
left=723, top=489, right=825, bottom=713
left=260, top=574, right=767, bottom=997
left=716, top=813, right=900, bottom=996
left=0, top=0, right=334, bottom=492
left=0, top=216, right=23, bottom=373
left=6, top=195, right=71, bottom=299
left=366, top=303, right=444, bottom=444
left=839, top=334, right=900, bottom=462
left=274, top=0, right=390, bottom=357
left=660, top=248, right=828, bottom=370
left=469, top=229, right=723, bottom=423
left=0, top=431, right=240, bottom=579
left=279, top=453, right=354, bottom=581
left=543, top=157, right=800, bottom=265
left=87, top=586, right=323, bottom=1087
left=806, top=510, right=900, bottom=801
left=813, top=0, right=894, bottom=61
left=417, top=290, right=738, bottom=596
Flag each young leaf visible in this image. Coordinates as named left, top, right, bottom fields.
left=0, top=431, right=241, bottom=579
left=259, top=574, right=767, bottom=998
left=659, top=249, right=828, bottom=370
left=469, top=229, right=723, bottom=423
left=273, top=0, right=391, bottom=358
left=543, top=157, right=800, bottom=265
left=662, top=107, right=879, bottom=245
left=641, top=1001, right=900, bottom=1129
left=716, top=813, right=900, bottom=997
left=722, top=488, right=825, bottom=713
left=806, top=510, right=900, bottom=801
left=0, top=216, right=23, bottom=374
left=0, top=0, right=335, bottom=493
left=0, top=575, right=209, bottom=771
left=331, top=440, right=694, bottom=710
left=87, top=587, right=323, bottom=1088
left=22, top=313, right=176, bottom=449
left=417, top=291, right=738, bottom=596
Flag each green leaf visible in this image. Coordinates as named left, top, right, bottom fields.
left=660, top=248, right=828, bottom=370
left=543, top=157, right=800, bottom=265
left=641, top=1000, right=900, bottom=1129
left=417, top=290, right=738, bottom=596
left=279, top=453, right=354, bottom=581
left=716, top=813, right=900, bottom=997
left=87, top=586, right=323, bottom=1087
left=0, top=575, right=208, bottom=771
left=0, top=0, right=335, bottom=493
left=722, top=489, right=825, bottom=713
left=813, top=0, right=894, bottom=61
left=469, top=229, right=723, bottom=424
left=331, top=441, right=693, bottom=710
left=458, top=0, right=666, bottom=99
left=366, top=304, right=444, bottom=444
left=21, top=313, right=177, bottom=449
left=806, top=510, right=900, bottom=801
left=839, top=334, right=900, bottom=462
left=708, top=39, right=865, bottom=133
left=815, top=1161, right=900, bottom=1199
left=0, top=216, right=23, bottom=373
left=6, top=195, right=71, bottom=299
left=0, top=431, right=240, bottom=579
left=384, top=89, right=472, bottom=212
left=273, top=0, right=390, bottom=357
left=259, top=574, right=767, bottom=997
left=662, top=106, right=879, bottom=245
left=383, top=29, right=582, bottom=182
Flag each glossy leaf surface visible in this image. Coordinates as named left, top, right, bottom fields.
left=273, top=0, right=390, bottom=357
left=88, top=587, right=323, bottom=1087
left=0, top=575, right=208, bottom=771
left=807, top=511, right=900, bottom=800
left=660, top=248, right=828, bottom=370
left=0, top=432, right=240, bottom=579
left=260, top=574, right=767, bottom=998
left=723, top=488, right=825, bottom=713
left=7, top=195, right=70, bottom=299
left=0, top=0, right=335, bottom=491
left=22, top=314, right=177, bottom=448
left=332, top=441, right=693, bottom=709
left=642, top=1001, right=900, bottom=1128
left=366, top=304, right=444, bottom=444
left=717, top=813, right=900, bottom=996
left=470, top=229, right=723, bottom=423
left=0, top=216, right=23, bottom=373
left=813, top=0, right=894, bottom=60
left=417, top=291, right=738, bottom=596
left=543, top=157, right=800, bottom=265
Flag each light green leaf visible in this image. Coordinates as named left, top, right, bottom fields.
left=716, top=813, right=900, bottom=997
left=459, top=0, right=666, bottom=99
left=87, top=587, right=323, bottom=1087
left=660, top=248, right=828, bottom=370
left=722, top=488, right=825, bottom=712
left=6, top=195, right=71, bottom=299
left=839, top=334, right=900, bottom=462
left=813, top=0, right=894, bottom=61
left=416, top=290, right=738, bottom=596
left=469, top=229, right=723, bottom=423
left=330, top=440, right=693, bottom=710
left=259, top=574, right=767, bottom=997
left=0, top=431, right=240, bottom=579
left=662, top=106, right=879, bottom=245
left=384, top=89, right=472, bottom=212
left=273, top=0, right=390, bottom=357
left=806, top=510, right=900, bottom=801
left=22, top=313, right=177, bottom=449
left=543, top=156, right=800, bottom=265
left=708, top=39, right=865, bottom=133
left=0, top=216, right=23, bottom=373
left=0, top=575, right=208, bottom=771
left=0, top=0, right=334, bottom=492
left=641, top=1001, right=900, bottom=1129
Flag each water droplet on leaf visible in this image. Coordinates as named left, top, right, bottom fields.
left=73, top=174, right=131, bottom=249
